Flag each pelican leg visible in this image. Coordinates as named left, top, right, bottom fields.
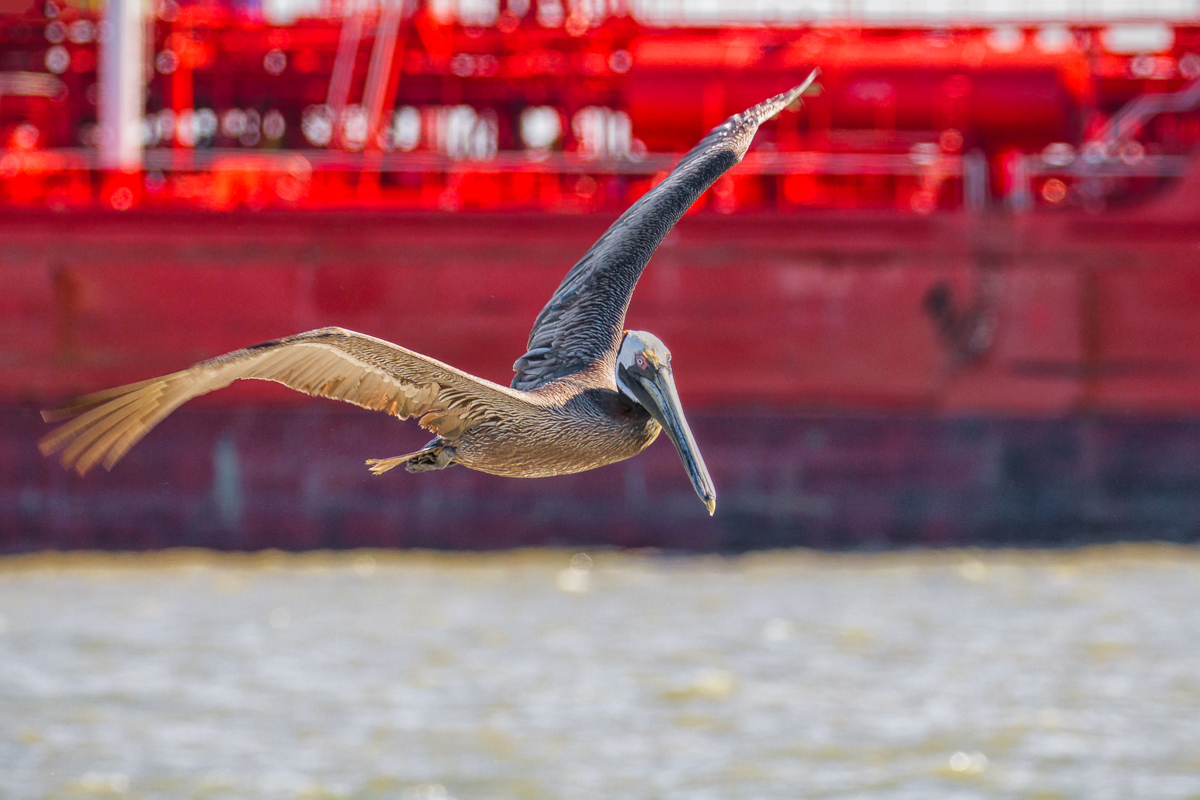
left=365, top=454, right=414, bottom=475
left=405, top=444, right=457, bottom=473
left=365, top=441, right=456, bottom=475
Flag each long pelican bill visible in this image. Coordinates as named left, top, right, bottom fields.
left=624, top=366, right=717, bottom=515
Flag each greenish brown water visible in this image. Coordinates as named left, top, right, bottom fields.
left=2, top=546, right=1199, bottom=800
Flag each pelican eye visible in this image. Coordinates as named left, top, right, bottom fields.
left=635, top=354, right=648, bottom=369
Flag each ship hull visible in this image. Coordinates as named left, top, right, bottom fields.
left=4, top=202, right=1200, bottom=549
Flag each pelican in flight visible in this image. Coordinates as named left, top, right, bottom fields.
left=40, top=72, right=819, bottom=515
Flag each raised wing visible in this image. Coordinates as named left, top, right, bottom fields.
left=40, top=326, right=531, bottom=475
left=511, top=70, right=819, bottom=391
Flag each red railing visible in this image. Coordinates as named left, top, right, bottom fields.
left=1, top=6, right=1199, bottom=212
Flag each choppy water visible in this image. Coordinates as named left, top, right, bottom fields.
left=1, top=546, right=1199, bottom=800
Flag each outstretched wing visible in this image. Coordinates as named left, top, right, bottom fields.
left=40, top=326, right=531, bottom=475
left=511, top=70, right=819, bottom=391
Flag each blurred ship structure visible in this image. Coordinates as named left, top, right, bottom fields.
left=3, top=0, right=1200, bottom=549
left=2, top=0, right=1199, bottom=214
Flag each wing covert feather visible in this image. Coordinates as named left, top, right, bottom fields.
left=40, top=327, right=531, bottom=475
left=511, top=71, right=819, bottom=390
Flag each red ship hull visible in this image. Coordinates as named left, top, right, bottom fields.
left=4, top=180, right=1200, bottom=549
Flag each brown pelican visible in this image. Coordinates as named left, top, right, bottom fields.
left=40, top=71, right=819, bottom=515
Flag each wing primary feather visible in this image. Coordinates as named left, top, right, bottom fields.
left=59, top=385, right=165, bottom=471
left=72, top=395, right=160, bottom=474
left=40, top=376, right=164, bottom=423
left=39, top=381, right=161, bottom=456
left=104, top=375, right=215, bottom=464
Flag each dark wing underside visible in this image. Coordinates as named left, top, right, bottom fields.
left=40, top=327, right=530, bottom=475
left=511, top=70, right=819, bottom=391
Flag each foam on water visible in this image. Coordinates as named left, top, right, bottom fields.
left=1, top=546, right=1199, bottom=799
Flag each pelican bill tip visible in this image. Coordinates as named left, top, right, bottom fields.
left=704, top=496, right=716, bottom=516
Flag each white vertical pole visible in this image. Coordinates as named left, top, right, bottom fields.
left=99, top=0, right=144, bottom=170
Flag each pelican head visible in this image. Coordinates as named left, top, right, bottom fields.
left=615, top=331, right=717, bottom=515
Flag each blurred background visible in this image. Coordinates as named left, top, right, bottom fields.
left=1, top=0, right=1200, bottom=549
left=3, top=4, right=1200, bottom=799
